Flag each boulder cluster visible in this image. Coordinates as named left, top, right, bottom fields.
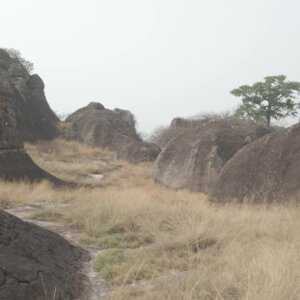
left=1, top=45, right=300, bottom=201
left=0, top=48, right=161, bottom=185
left=1, top=44, right=300, bottom=202
left=152, top=115, right=300, bottom=203
left=63, top=102, right=160, bottom=163
left=1, top=46, right=300, bottom=299
left=212, top=124, right=300, bottom=202
left=152, top=117, right=272, bottom=194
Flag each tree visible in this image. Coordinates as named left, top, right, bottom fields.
left=231, top=75, right=300, bottom=127
left=2, top=48, right=34, bottom=74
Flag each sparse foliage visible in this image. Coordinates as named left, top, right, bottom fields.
left=2, top=48, right=34, bottom=74
left=190, top=110, right=232, bottom=121
left=231, top=75, right=300, bottom=127
left=149, top=112, right=235, bottom=148
left=148, top=126, right=169, bottom=146
left=148, top=125, right=186, bottom=148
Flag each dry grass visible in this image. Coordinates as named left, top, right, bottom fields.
left=1, top=139, right=300, bottom=300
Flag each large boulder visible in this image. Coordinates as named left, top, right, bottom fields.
left=0, top=86, right=62, bottom=183
left=117, top=141, right=161, bottom=163
left=0, top=148, right=63, bottom=183
left=152, top=117, right=271, bottom=193
left=65, top=102, right=161, bottom=162
left=0, top=211, right=88, bottom=299
left=212, top=124, right=300, bottom=203
left=64, top=102, right=141, bottom=151
left=0, top=49, right=59, bottom=141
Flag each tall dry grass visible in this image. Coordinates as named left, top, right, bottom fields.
left=1, top=139, right=300, bottom=300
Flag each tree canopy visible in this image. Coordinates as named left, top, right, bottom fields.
left=231, top=75, right=300, bottom=127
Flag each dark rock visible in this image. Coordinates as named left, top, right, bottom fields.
left=0, top=149, right=63, bottom=184
left=0, top=90, right=62, bottom=184
left=212, top=124, right=300, bottom=203
left=0, top=49, right=12, bottom=71
left=0, top=106, right=22, bottom=149
left=169, top=117, right=190, bottom=129
left=0, top=211, right=88, bottom=300
left=27, top=74, right=45, bottom=89
left=87, top=102, right=105, bottom=110
left=0, top=49, right=12, bottom=63
left=113, top=108, right=136, bottom=129
left=64, top=102, right=140, bottom=151
left=152, top=117, right=272, bottom=193
left=0, top=49, right=59, bottom=141
left=117, top=141, right=161, bottom=163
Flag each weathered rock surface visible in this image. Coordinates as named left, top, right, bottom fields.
left=212, top=124, right=300, bottom=202
left=0, top=84, right=62, bottom=183
left=64, top=102, right=161, bottom=162
left=0, top=211, right=88, bottom=300
left=64, top=102, right=141, bottom=150
left=0, top=148, right=63, bottom=183
left=117, top=141, right=161, bottom=163
left=0, top=48, right=59, bottom=141
left=152, top=117, right=271, bottom=193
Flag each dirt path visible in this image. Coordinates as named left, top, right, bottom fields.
left=5, top=203, right=109, bottom=300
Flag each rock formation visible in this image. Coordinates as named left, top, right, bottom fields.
left=64, top=102, right=140, bottom=150
left=0, top=211, right=88, bottom=299
left=212, top=124, right=300, bottom=202
left=117, top=141, right=161, bottom=163
left=0, top=49, right=59, bottom=141
left=152, top=117, right=271, bottom=193
left=65, top=102, right=161, bottom=162
left=0, top=73, right=62, bottom=183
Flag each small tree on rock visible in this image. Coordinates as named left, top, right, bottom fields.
left=231, top=75, right=300, bottom=127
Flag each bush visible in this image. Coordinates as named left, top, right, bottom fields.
left=148, top=125, right=182, bottom=148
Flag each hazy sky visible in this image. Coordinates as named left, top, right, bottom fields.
left=2, top=0, right=300, bottom=133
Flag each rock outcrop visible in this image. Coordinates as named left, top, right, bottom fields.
left=152, top=117, right=271, bottom=193
left=0, top=211, right=88, bottom=300
left=0, top=79, right=62, bottom=183
left=64, top=102, right=140, bottom=150
left=117, top=141, right=161, bottom=163
left=0, top=147, right=63, bottom=183
left=0, top=48, right=59, bottom=141
left=212, top=124, right=300, bottom=203
left=65, top=102, right=160, bottom=162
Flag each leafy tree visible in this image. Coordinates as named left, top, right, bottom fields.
left=2, top=48, right=34, bottom=74
left=231, top=75, right=300, bottom=127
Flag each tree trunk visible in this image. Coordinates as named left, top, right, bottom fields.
left=266, top=114, right=271, bottom=127
left=267, top=102, right=271, bottom=127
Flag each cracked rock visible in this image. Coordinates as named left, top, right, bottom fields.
left=0, top=211, right=89, bottom=300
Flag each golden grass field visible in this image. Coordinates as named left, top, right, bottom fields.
left=1, top=139, right=300, bottom=300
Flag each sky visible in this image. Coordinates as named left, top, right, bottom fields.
left=2, top=0, right=300, bottom=134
